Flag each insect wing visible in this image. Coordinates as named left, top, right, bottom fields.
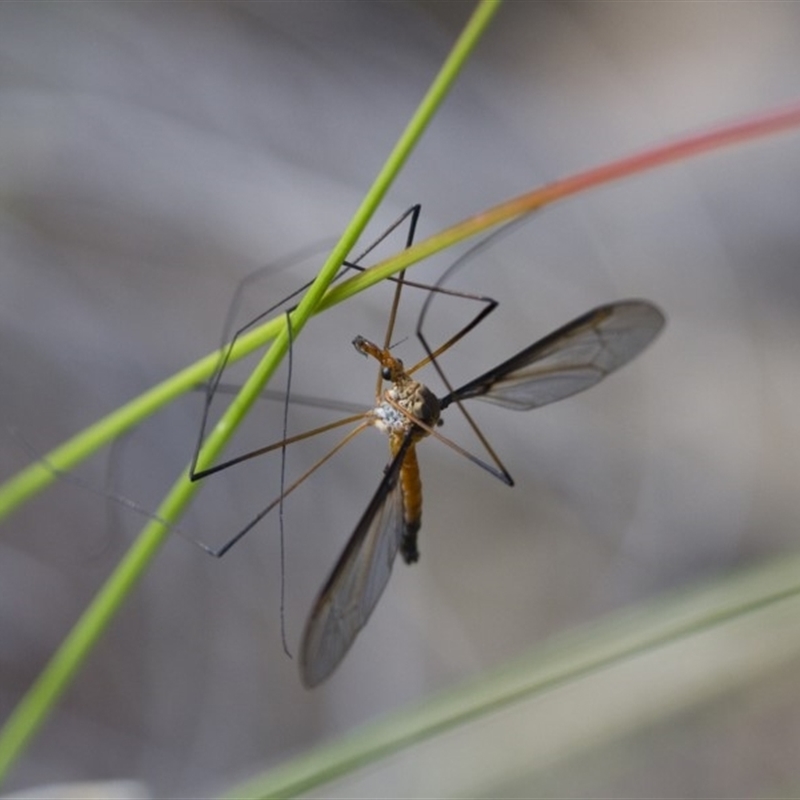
left=443, top=300, right=665, bottom=411
left=299, top=435, right=413, bottom=688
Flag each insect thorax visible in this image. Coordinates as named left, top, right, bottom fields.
left=373, top=378, right=440, bottom=438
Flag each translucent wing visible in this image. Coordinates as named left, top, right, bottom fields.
left=299, top=434, right=413, bottom=688
left=442, top=300, right=665, bottom=411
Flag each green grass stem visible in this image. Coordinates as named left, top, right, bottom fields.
left=0, top=0, right=501, bottom=784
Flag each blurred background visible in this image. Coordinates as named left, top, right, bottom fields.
left=2, top=1, right=800, bottom=797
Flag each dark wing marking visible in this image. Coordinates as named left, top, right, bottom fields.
left=299, top=433, right=414, bottom=688
left=441, top=300, right=665, bottom=411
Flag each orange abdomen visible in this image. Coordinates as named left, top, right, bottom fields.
left=399, top=444, right=422, bottom=563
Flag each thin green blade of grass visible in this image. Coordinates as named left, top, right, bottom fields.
left=0, top=0, right=502, bottom=784
left=223, top=551, right=800, bottom=799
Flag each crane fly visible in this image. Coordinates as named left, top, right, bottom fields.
left=298, top=298, right=664, bottom=687
left=183, top=206, right=664, bottom=687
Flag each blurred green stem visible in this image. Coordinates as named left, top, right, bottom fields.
left=226, top=552, right=800, bottom=799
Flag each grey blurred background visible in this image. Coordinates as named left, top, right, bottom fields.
left=2, top=1, right=800, bottom=797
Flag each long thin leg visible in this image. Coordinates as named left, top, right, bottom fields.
left=412, top=218, right=536, bottom=485
left=199, top=420, right=372, bottom=558
left=7, top=426, right=191, bottom=538
left=190, top=412, right=367, bottom=481
left=375, top=204, right=420, bottom=397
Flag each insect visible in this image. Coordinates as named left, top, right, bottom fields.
left=188, top=210, right=665, bottom=687
left=297, top=296, right=664, bottom=686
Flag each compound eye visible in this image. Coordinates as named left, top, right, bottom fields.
left=381, top=366, right=392, bottom=381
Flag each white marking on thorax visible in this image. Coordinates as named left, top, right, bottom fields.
left=372, top=393, right=408, bottom=434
